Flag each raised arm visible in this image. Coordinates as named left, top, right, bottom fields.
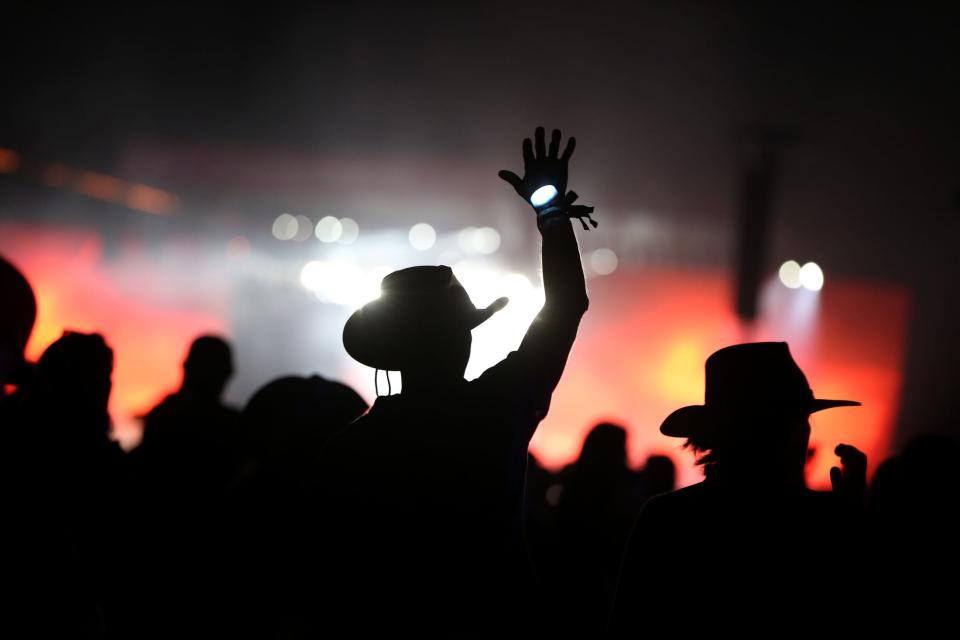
left=479, top=127, right=593, bottom=416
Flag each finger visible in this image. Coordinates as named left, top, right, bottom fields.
left=535, top=126, right=546, bottom=158
left=564, top=190, right=579, bottom=205
left=561, top=136, right=576, bottom=162
left=568, top=205, right=595, bottom=216
left=497, top=170, right=523, bottom=190
left=830, top=466, right=842, bottom=492
left=548, top=129, right=561, bottom=159
left=522, top=138, right=535, bottom=165
left=835, top=444, right=867, bottom=469
left=487, top=296, right=509, bottom=312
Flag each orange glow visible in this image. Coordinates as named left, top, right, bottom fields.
left=126, top=183, right=178, bottom=215
left=529, top=271, right=909, bottom=490
left=76, top=171, right=124, bottom=201
left=1, top=223, right=226, bottom=449
left=1, top=221, right=908, bottom=483
left=0, top=148, right=20, bottom=173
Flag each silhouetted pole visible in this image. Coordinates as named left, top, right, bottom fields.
left=733, top=127, right=794, bottom=324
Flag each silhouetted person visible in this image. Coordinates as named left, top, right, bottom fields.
left=321, top=127, right=594, bottom=633
left=0, top=255, right=36, bottom=393
left=243, top=374, right=367, bottom=484
left=131, top=335, right=241, bottom=636
left=4, top=331, right=130, bottom=637
left=547, top=423, right=645, bottom=632
left=641, top=454, right=676, bottom=499
left=612, top=342, right=866, bottom=633
left=238, top=375, right=367, bottom=636
left=136, top=335, right=240, bottom=494
left=867, top=434, right=960, bottom=619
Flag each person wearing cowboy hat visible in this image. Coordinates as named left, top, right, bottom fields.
left=319, top=128, right=594, bottom=633
left=610, top=342, right=868, bottom=633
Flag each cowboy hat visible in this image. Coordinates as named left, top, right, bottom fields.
left=660, top=342, right=859, bottom=438
left=343, top=266, right=508, bottom=371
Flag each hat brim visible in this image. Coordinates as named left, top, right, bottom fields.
left=343, top=296, right=508, bottom=370
left=660, top=398, right=861, bottom=438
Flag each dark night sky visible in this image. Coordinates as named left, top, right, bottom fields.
left=3, top=1, right=959, bottom=284
left=4, top=2, right=958, bottom=245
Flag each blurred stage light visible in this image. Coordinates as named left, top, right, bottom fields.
left=315, top=216, right=343, bottom=243
left=474, top=227, right=501, bottom=254
left=272, top=213, right=298, bottom=240
left=778, top=260, right=802, bottom=289
left=590, top=248, right=618, bottom=275
left=126, top=184, right=178, bottom=215
left=409, top=223, right=437, bottom=251
left=530, top=184, right=558, bottom=207
left=301, top=260, right=388, bottom=308
left=458, top=227, right=478, bottom=253
left=338, top=217, right=360, bottom=244
left=300, top=260, right=326, bottom=291
left=800, top=262, right=824, bottom=291
left=0, top=148, right=21, bottom=173
left=76, top=171, right=123, bottom=201
left=293, top=215, right=314, bottom=242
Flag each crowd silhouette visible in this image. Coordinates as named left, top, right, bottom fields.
left=1, top=129, right=957, bottom=637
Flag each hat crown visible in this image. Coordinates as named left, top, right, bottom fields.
left=343, top=265, right=506, bottom=371
left=703, top=342, right=814, bottom=414
left=379, top=266, right=473, bottom=307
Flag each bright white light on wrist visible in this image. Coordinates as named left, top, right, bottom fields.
left=530, top=184, right=558, bottom=207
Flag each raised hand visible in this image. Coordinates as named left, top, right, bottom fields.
left=830, top=444, right=867, bottom=506
left=498, top=127, right=597, bottom=230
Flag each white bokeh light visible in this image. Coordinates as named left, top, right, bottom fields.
left=300, top=260, right=326, bottom=291
left=474, top=227, right=501, bottom=254
left=799, top=262, right=824, bottom=291
left=409, top=223, right=437, bottom=251
left=301, top=261, right=382, bottom=308
left=530, top=184, right=558, bottom=207
left=292, top=215, right=313, bottom=241
left=272, top=213, right=298, bottom=240
left=315, top=216, right=343, bottom=243
left=590, top=248, right=618, bottom=275
left=778, top=260, right=802, bottom=289
left=338, top=217, right=360, bottom=244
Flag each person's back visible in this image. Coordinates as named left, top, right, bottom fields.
left=237, top=374, right=368, bottom=637
left=136, top=335, right=240, bottom=497
left=322, top=127, right=595, bottom=633
left=611, top=343, right=866, bottom=635
left=619, top=478, right=851, bottom=619
left=4, top=331, right=132, bottom=636
left=130, top=335, right=242, bottom=636
left=326, top=375, right=550, bottom=626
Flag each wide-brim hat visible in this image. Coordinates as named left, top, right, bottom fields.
left=660, top=342, right=859, bottom=438
left=343, top=265, right=508, bottom=371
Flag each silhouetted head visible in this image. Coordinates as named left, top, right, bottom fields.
left=660, top=343, right=859, bottom=482
left=182, top=335, right=234, bottom=399
left=243, top=374, right=367, bottom=463
left=643, top=455, right=676, bottom=496
left=37, top=331, right=113, bottom=435
left=0, top=255, right=37, bottom=385
left=342, top=266, right=507, bottom=386
left=578, top=422, right=629, bottom=470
